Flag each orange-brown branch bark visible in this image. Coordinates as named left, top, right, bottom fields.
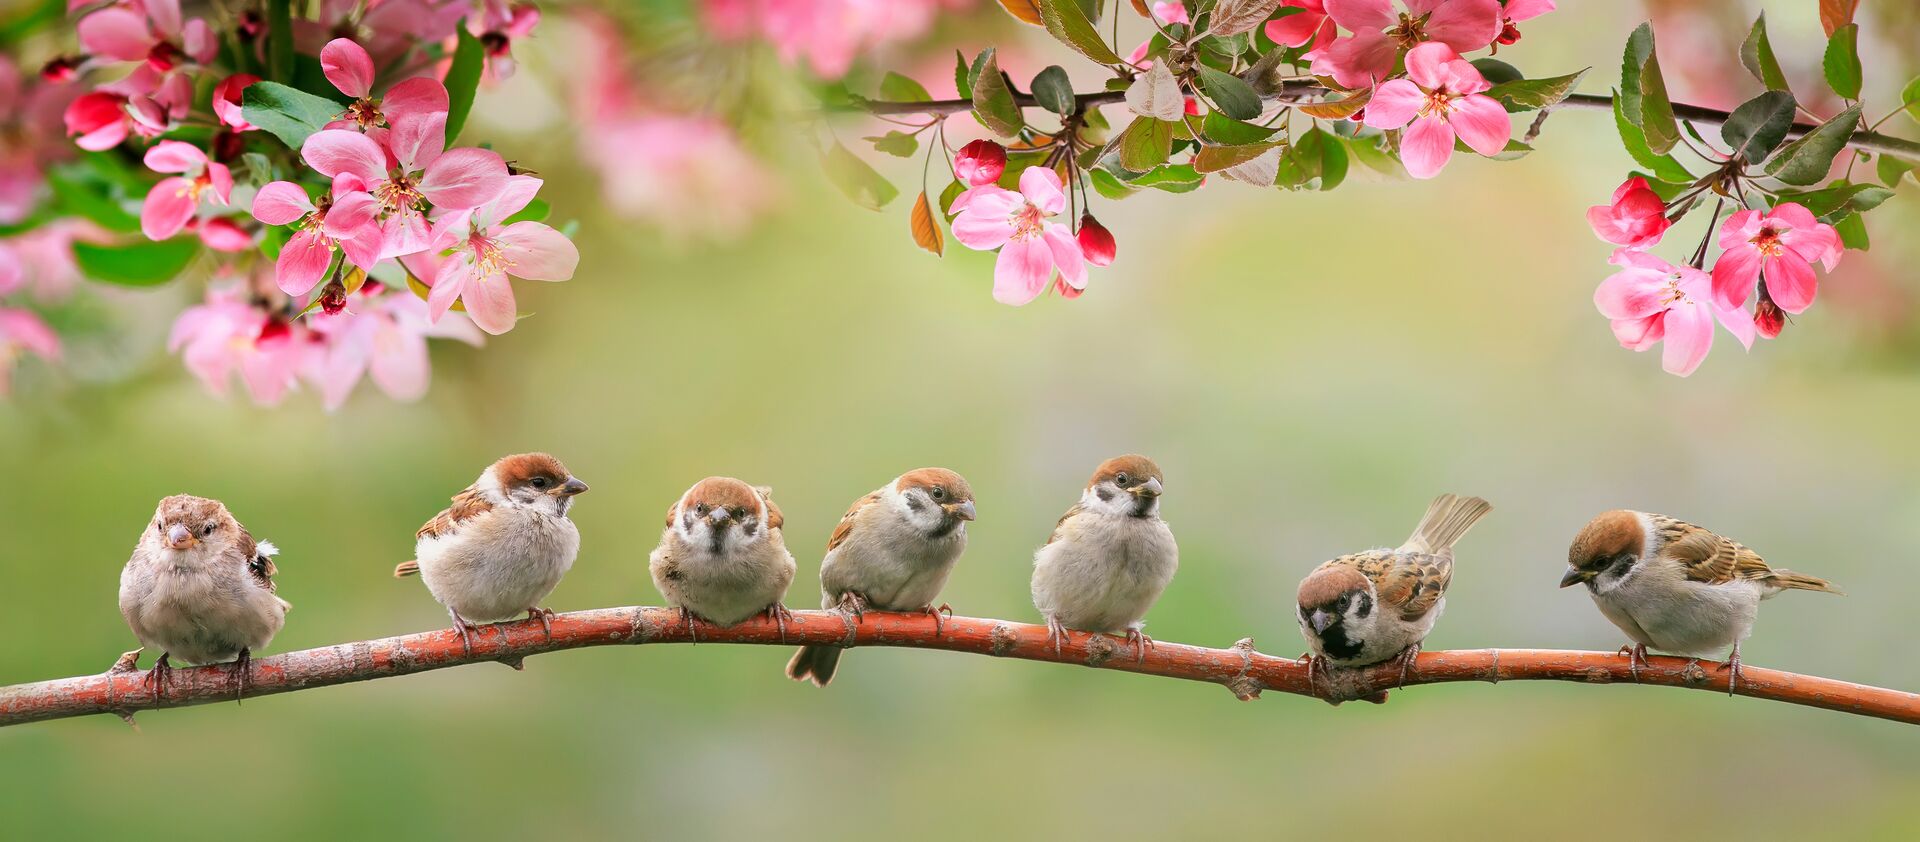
left=4, top=608, right=1916, bottom=727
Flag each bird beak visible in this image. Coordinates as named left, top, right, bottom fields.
left=708, top=508, right=732, bottom=526
left=165, top=523, right=195, bottom=550
left=945, top=500, right=976, bottom=521
left=1132, top=477, right=1164, bottom=498
left=559, top=477, right=589, bottom=496
left=1559, top=567, right=1588, bottom=588
left=1310, top=610, right=1334, bottom=635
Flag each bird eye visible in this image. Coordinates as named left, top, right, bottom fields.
left=732, top=507, right=747, bottom=520
left=200, top=523, right=215, bottom=537
left=694, top=503, right=709, bottom=516
left=530, top=476, right=550, bottom=489
left=930, top=487, right=946, bottom=500
left=1115, top=472, right=1130, bottom=486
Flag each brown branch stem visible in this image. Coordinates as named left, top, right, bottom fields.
left=4, top=608, right=1917, bottom=728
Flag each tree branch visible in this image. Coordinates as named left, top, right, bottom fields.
left=851, top=89, right=1920, bottom=163
left=4, top=607, right=1918, bottom=728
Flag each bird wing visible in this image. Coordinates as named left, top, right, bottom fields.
left=825, top=492, right=882, bottom=553
left=1653, top=515, right=1773, bottom=585
left=754, top=485, right=785, bottom=530
left=1340, top=548, right=1453, bottom=622
left=235, top=529, right=279, bottom=593
left=1043, top=503, right=1087, bottom=546
left=416, top=486, right=493, bottom=540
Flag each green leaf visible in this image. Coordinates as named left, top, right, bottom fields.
left=938, top=179, right=966, bottom=215
left=1194, top=140, right=1283, bottom=173
left=1720, top=91, right=1796, bottom=165
left=1031, top=65, right=1076, bottom=115
left=1275, top=127, right=1343, bottom=190
left=969, top=50, right=1024, bottom=136
left=953, top=51, right=973, bottom=102
left=1619, top=23, right=1651, bottom=126
left=1455, top=137, right=1532, bottom=161
left=1764, top=104, right=1861, bottom=185
left=1470, top=58, right=1523, bottom=86
left=1901, top=75, right=1919, bottom=123
left=1201, top=112, right=1277, bottom=145
left=868, top=131, right=918, bottom=157
left=1822, top=23, right=1861, bottom=101
left=444, top=24, right=485, bottom=143
left=1877, top=153, right=1915, bottom=188
left=1129, top=164, right=1203, bottom=187
left=1636, top=42, right=1679, bottom=153
left=239, top=152, right=276, bottom=187
left=1089, top=167, right=1139, bottom=200
left=240, top=81, right=345, bottom=148
left=1125, top=63, right=1185, bottom=121
left=1485, top=69, right=1589, bottom=113
left=1117, top=118, right=1175, bottom=172
left=72, top=239, right=200, bottom=287
left=880, top=71, right=931, bottom=103
left=266, top=0, right=293, bottom=82
left=1740, top=13, right=1790, bottom=92
left=821, top=142, right=898, bottom=210
left=1036, top=0, right=1124, bottom=65
left=1612, top=90, right=1692, bottom=183
left=1834, top=212, right=1868, bottom=250
left=1195, top=65, right=1261, bottom=120
left=1775, top=180, right=1894, bottom=221
left=502, top=197, right=551, bottom=225
left=45, top=167, right=140, bottom=234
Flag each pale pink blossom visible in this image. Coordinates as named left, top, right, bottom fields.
left=294, top=0, right=466, bottom=61
left=1595, top=250, right=1753, bottom=377
left=1361, top=42, right=1509, bottom=178
left=251, top=178, right=385, bottom=295
left=1710, top=203, right=1841, bottom=314
left=1312, top=0, right=1501, bottom=89
left=0, top=306, right=59, bottom=396
left=1267, top=1, right=1336, bottom=50
left=168, top=287, right=316, bottom=405
left=3, top=221, right=98, bottom=301
left=424, top=175, right=577, bottom=334
left=77, top=0, right=216, bottom=71
left=140, top=141, right=233, bottom=240
left=307, top=288, right=483, bottom=410
left=1586, top=176, right=1670, bottom=249
left=300, top=119, right=508, bottom=257
left=320, top=38, right=450, bottom=131
left=951, top=166, right=1086, bottom=305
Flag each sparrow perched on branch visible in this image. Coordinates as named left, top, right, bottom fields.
left=1295, top=494, right=1492, bottom=687
left=116, top=495, right=290, bottom=697
left=1563, top=510, right=1841, bottom=690
left=1030, top=455, right=1176, bottom=661
left=395, top=453, right=588, bottom=653
left=786, top=468, right=977, bottom=686
left=649, top=476, right=796, bottom=639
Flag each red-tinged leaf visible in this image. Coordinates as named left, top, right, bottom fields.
left=997, top=0, right=1044, bottom=25
left=1209, top=0, right=1286, bottom=37
left=1297, top=89, right=1371, bottom=119
left=1819, top=0, right=1857, bottom=38
left=1129, top=0, right=1150, bottom=14
left=1194, top=140, right=1284, bottom=173
left=910, top=192, right=943, bottom=256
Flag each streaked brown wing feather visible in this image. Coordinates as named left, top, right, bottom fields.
left=1655, top=516, right=1772, bottom=585
left=826, top=492, right=881, bottom=552
left=234, top=527, right=278, bottom=592
left=1336, top=548, right=1453, bottom=622
left=416, top=487, right=493, bottom=540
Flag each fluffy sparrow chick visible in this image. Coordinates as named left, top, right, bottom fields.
left=395, top=453, right=588, bottom=652
left=787, top=468, right=977, bottom=686
left=1563, top=510, right=1840, bottom=689
left=1030, top=455, right=1176, bottom=661
left=1296, top=494, right=1492, bottom=687
left=117, top=494, right=290, bottom=696
left=649, top=477, right=797, bottom=639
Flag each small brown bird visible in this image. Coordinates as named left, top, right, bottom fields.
left=649, top=477, right=796, bottom=638
left=116, top=495, right=290, bottom=696
left=395, top=453, right=589, bottom=652
left=1295, top=494, right=1492, bottom=685
left=1563, top=510, right=1840, bottom=689
left=1030, top=455, right=1177, bottom=661
left=787, top=468, right=976, bottom=687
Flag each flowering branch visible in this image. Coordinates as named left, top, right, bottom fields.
left=5, top=607, right=1918, bottom=728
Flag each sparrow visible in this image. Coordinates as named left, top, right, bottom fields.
left=649, top=476, right=797, bottom=639
left=116, top=494, right=290, bottom=697
left=394, top=453, right=589, bottom=653
left=1295, top=494, right=1492, bottom=688
left=1030, top=455, right=1176, bottom=661
left=1563, top=510, right=1840, bottom=690
left=786, top=468, right=977, bottom=686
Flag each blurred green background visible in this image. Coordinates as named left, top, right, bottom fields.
left=5, top=1, right=1920, bottom=839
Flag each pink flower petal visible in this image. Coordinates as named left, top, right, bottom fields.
left=460, top=271, right=520, bottom=334
left=0, top=308, right=59, bottom=359
left=1504, top=0, right=1555, bottom=22
left=252, top=181, right=315, bottom=225
left=417, top=147, right=507, bottom=209
left=1660, top=299, right=1713, bottom=376
left=207, top=163, right=233, bottom=204
left=1018, top=166, right=1066, bottom=215
left=1767, top=202, right=1817, bottom=230
left=425, top=258, right=467, bottom=323
left=1399, top=116, right=1455, bottom=179
left=147, top=0, right=184, bottom=39
left=1313, top=28, right=1395, bottom=89
left=495, top=222, right=578, bottom=281
left=387, top=112, right=446, bottom=172
left=1266, top=8, right=1329, bottom=48
left=143, top=140, right=206, bottom=174
left=1594, top=270, right=1667, bottom=320
left=320, top=38, right=375, bottom=98
left=476, top=175, right=542, bottom=229
left=1761, top=254, right=1817, bottom=314
left=1324, top=0, right=1395, bottom=31
left=198, top=218, right=252, bottom=251
left=1448, top=94, right=1511, bottom=156
left=141, top=177, right=198, bottom=240
left=1611, top=313, right=1665, bottom=352
left=1709, top=245, right=1761, bottom=309
left=951, top=209, right=1014, bottom=251
left=301, top=129, right=387, bottom=185
left=1363, top=79, right=1423, bottom=129
left=380, top=209, right=432, bottom=259
left=276, top=229, right=335, bottom=295
left=1716, top=209, right=1762, bottom=249
left=1715, top=298, right=1755, bottom=351
left=381, top=77, right=450, bottom=126
left=1042, top=223, right=1085, bottom=289
left=77, top=8, right=153, bottom=62
left=1426, top=0, right=1502, bottom=53
left=368, top=323, right=430, bottom=401
left=991, top=237, right=1052, bottom=306
left=1403, top=42, right=1456, bottom=90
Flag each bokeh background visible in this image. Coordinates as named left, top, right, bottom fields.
left=5, top=1, right=1920, bottom=838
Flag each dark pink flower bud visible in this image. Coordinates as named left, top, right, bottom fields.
left=257, top=318, right=292, bottom=344
left=1496, top=21, right=1522, bottom=46
left=1586, top=176, right=1671, bottom=249
left=1076, top=214, right=1116, bottom=268
left=954, top=139, right=1006, bottom=186
left=1053, top=275, right=1083, bottom=299
left=318, top=281, right=349, bottom=315
left=1754, top=287, right=1785, bottom=339
left=39, top=56, right=78, bottom=83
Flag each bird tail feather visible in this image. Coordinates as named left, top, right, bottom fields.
left=1401, top=494, right=1493, bottom=555
left=786, top=645, right=842, bottom=687
left=1768, top=569, right=1843, bottom=595
left=393, top=560, right=421, bottom=578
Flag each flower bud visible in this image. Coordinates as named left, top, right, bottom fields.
left=1754, top=289, right=1785, bottom=339
left=39, top=56, right=78, bottom=83
left=1496, top=21, right=1522, bottom=46
left=1076, top=214, right=1116, bottom=268
left=257, top=317, right=292, bottom=344
left=318, top=281, right=349, bottom=315
left=1053, top=275, right=1083, bottom=300
left=954, top=139, right=1006, bottom=186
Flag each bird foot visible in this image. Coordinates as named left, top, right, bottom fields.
left=526, top=606, right=556, bottom=641
left=1302, top=653, right=1327, bottom=699
left=108, top=648, right=143, bottom=674
left=228, top=648, right=253, bottom=704
left=764, top=602, right=794, bottom=643
left=142, top=653, right=173, bottom=704
left=447, top=609, right=478, bottom=656
left=919, top=603, right=954, bottom=636
left=1718, top=645, right=1743, bottom=695
left=834, top=591, right=870, bottom=622
left=1395, top=644, right=1422, bottom=690
left=1617, top=643, right=1649, bottom=683
left=1045, top=616, right=1072, bottom=656
left=680, top=606, right=702, bottom=643
left=1122, top=628, right=1155, bottom=664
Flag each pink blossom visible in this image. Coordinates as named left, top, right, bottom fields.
left=1147, top=2, right=1189, bottom=24
left=307, top=288, right=483, bottom=410
left=140, top=141, right=233, bottom=240
left=1595, top=250, right=1753, bottom=377
left=321, top=38, right=449, bottom=131
left=951, top=166, right=1086, bottom=305
left=64, top=91, right=135, bottom=150
left=0, top=306, right=59, bottom=396
left=194, top=217, right=253, bottom=252
left=251, top=178, right=384, bottom=295
left=300, top=119, right=508, bottom=257
left=467, top=1, right=542, bottom=81
left=2, top=221, right=97, bottom=301
left=1709, top=203, right=1841, bottom=314
left=168, top=287, right=316, bottom=405
left=212, top=74, right=261, bottom=130
left=1267, top=1, right=1336, bottom=51
left=1361, top=42, right=1510, bottom=178
left=67, top=65, right=193, bottom=148
left=1495, top=0, right=1555, bottom=47
left=1313, top=0, right=1502, bottom=89
left=423, top=175, right=577, bottom=334
left=77, top=0, right=216, bottom=71
left=1586, top=176, right=1670, bottom=249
